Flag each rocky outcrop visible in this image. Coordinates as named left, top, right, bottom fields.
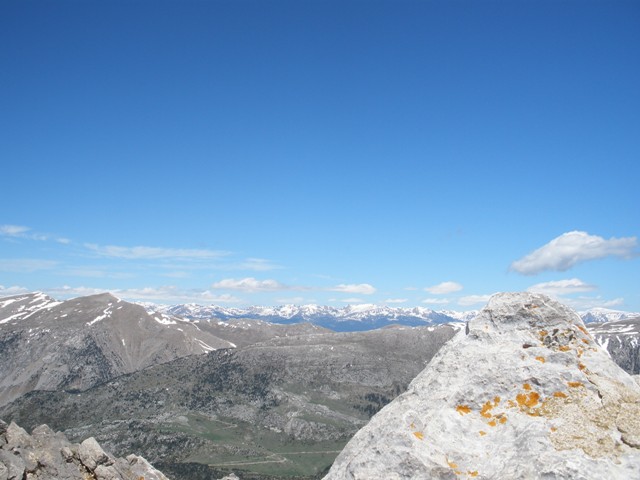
left=0, top=418, right=168, bottom=479
left=324, top=292, right=640, bottom=479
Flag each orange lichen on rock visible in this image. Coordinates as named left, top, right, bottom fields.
left=468, top=471, right=479, bottom=477
left=480, top=401, right=493, bottom=418
left=578, top=363, right=586, bottom=371
left=553, top=391, right=568, bottom=398
left=559, top=345, right=571, bottom=352
left=523, top=383, right=532, bottom=391
left=413, top=431, right=424, bottom=440
left=488, top=419, right=497, bottom=427
left=550, top=426, right=557, bottom=432
left=499, top=415, right=507, bottom=424
left=535, top=356, right=546, bottom=363
left=479, top=430, right=487, bottom=436
left=448, top=461, right=459, bottom=469
left=456, top=405, right=472, bottom=415
left=582, top=338, right=590, bottom=344
left=568, top=381, right=583, bottom=388
left=577, top=325, right=590, bottom=336
left=516, top=391, right=540, bottom=409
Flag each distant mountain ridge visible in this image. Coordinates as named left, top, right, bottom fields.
left=147, top=300, right=639, bottom=330
left=156, top=302, right=458, bottom=331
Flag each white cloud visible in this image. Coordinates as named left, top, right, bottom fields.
left=161, top=271, right=190, bottom=279
left=60, top=266, right=136, bottom=279
left=385, top=298, right=408, bottom=304
left=0, top=225, right=30, bottom=237
left=45, top=285, right=241, bottom=304
left=49, top=285, right=109, bottom=297
left=237, top=258, right=282, bottom=271
left=562, top=296, right=625, bottom=311
left=422, top=297, right=450, bottom=305
left=527, top=278, right=596, bottom=296
left=275, top=296, right=309, bottom=304
left=0, top=225, right=67, bottom=243
left=0, top=258, right=58, bottom=273
left=510, top=231, right=638, bottom=275
left=85, top=243, right=229, bottom=260
left=330, top=283, right=376, bottom=295
left=458, top=294, right=493, bottom=306
left=424, top=281, right=463, bottom=295
left=211, top=277, right=288, bottom=292
left=0, top=285, right=29, bottom=296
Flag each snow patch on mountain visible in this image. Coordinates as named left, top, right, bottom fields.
left=580, top=307, right=640, bottom=323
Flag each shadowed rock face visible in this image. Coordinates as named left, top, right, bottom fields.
left=324, top=292, right=640, bottom=480
left=0, top=418, right=168, bottom=480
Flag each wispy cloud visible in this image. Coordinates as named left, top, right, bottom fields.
left=0, top=225, right=31, bottom=237
left=330, top=283, right=376, bottom=295
left=236, top=258, right=282, bottom=271
left=46, top=285, right=241, bottom=304
left=275, top=296, right=309, bottom=304
left=458, top=294, right=493, bottom=306
left=211, top=277, right=288, bottom=292
left=338, top=297, right=364, bottom=303
left=0, top=224, right=66, bottom=242
left=510, top=231, right=638, bottom=275
left=60, top=267, right=135, bottom=279
left=562, top=296, right=626, bottom=311
left=0, top=285, right=29, bottom=296
left=385, top=298, right=408, bottom=304
left=527, top=278, right=596, bottom=296
left=85, top=243, right=230, bottom=260
left=424, top=281, right=463, bottom=295
left=422, top=297, right=450, bottom=305
left=0, top=258, right=59, bottom=273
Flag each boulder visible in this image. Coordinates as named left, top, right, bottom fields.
left=324, top=292, right=640, bottom=479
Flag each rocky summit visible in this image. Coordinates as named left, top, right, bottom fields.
left=0, top=418, right=168, bottom=480
left=324, top=292, right=640, bottom=479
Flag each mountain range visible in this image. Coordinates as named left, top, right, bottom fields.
left=149, top=299, right=639, bottom=330
left=1, top=291, right=640, bottom=479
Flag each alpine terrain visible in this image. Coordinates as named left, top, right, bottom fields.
left=0, top=292, right=234, bottom=407
left=324, top=292, right=640, bottom=479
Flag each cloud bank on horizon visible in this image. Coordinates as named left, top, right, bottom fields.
left=0, top=224, right=637, bottom=312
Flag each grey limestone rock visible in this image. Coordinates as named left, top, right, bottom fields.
left=78, top=436, right=112, bottom=471
left=0, top=418, right=169, bottom=480
left=324, top=293, right=640, bottom=479
left=5, top=422, right=32, bottom=449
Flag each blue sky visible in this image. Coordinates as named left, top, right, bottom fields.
left=1, top=0, right=639, bottom=311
